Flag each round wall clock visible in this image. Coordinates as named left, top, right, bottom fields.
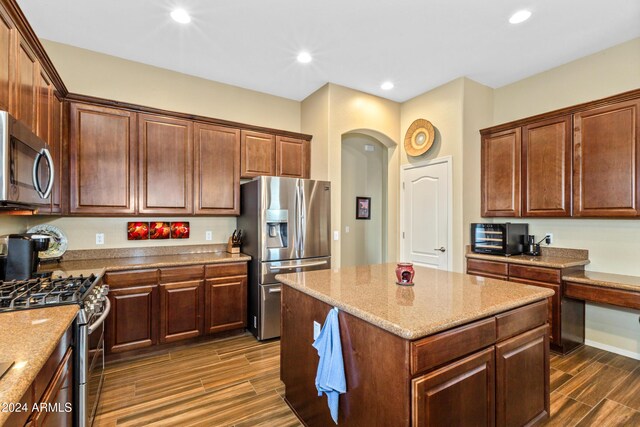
left=404, top=119, right=435, bottom=157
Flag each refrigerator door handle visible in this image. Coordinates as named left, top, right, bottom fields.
left=300, top=181, right=306, bottom=257
left=294, top=182, right=300, bottom=257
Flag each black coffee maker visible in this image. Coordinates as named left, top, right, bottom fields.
left=1, top=234, right=51, bottom=281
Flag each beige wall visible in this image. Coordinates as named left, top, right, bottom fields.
left=0, top=217, right=28, bottom=236
left=302, top=84, right=400, bottom=267
left=341, top=134, right=387, bottom=267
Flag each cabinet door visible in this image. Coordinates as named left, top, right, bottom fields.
left=522, top=115, right=572, bottom=217
left=510, top=277, right=560, bottom=346
left=13, top=34, right=37, bottom=132
left=139, top=114, right=193, bottom=214
left=573, top=99, right=640, bottom=217
left=50, top=96, right=62, bottom=214
left=36, top=69, right=52, bottom=144
left=276, top=136, right=310, bottom=178
left=481, top=128, right=521, bottom=217
left=495, top=325, right=550, bottom=427
left=412, top=347, right=495, bottom=427
left=204, top=276, right=247, bottom=334
left=159, top=280, right=203, bottom=343
left=0, top=8, right=14, bottom=112
left=69, top=103, right=137, bottom=214
left=28, top=348, right=73, bottom=427
left=107, top=285, right=158, bottom=353
left=194, top=123, right=240, bottom=215
left=241, top=130, right=276, bottom=178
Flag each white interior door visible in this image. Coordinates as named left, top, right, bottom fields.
left=401, top=158, right=451, bottom=270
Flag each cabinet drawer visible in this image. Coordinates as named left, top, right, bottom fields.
left=105, top=269, right=158, bottom=288
left=411, top=318, right=496, bottom=376
left=205, top=263, right=247, bottom=278
left=509, top=264, right=561, bottom=284
left=495, top=300, right=547, bottom=341
left=467, top=259, right=508, bottom=277
left=34, top=326, right=72, bottom=402
left=160, top=265, right=204, bottom=283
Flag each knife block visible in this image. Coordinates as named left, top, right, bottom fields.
left=227, top=237, right=240, bottom=254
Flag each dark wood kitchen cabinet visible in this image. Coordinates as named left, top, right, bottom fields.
left=276, top=136, right=310, bottom=178
left=14, top=33, right=37, bottom=132
left=138, top=114, right=193, bottom=215
left=194, top=123, right=240, bottom=215
left=481, top=128, right=521, bottom=217
left=573, top=99, right=640, bottom=217
left=158, top=265, right=204, bottom=343
left=69, top=102, right=137, bottom=215
left=28, top=348, right=74, bottom=427
left=412, top=347, right=495, bottom=427
left=50, top=95, right=63, bottom=214
left=36, top=68, right=52, bottom=144
left=522, top=115, right=572, bottom=217
left=0, top=8, right=13, bottom=112
left=241, top=130, right=276, bottom=178
left=204, top=275, right=247, bottom=334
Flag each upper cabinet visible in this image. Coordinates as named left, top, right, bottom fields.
left=50, top=96, right=63, bottom=214
left=573, top=99, right=640, bottom=217
left=481, top=90, right=640, bottom=219
left=69, top=103, right=137, bottom=215
left=241, top=130, right=276, bottom=178
left=481, top=128, right=521, bottom=217
left=36, top=68, right=52, bottom=143
left=276, top=136, right=310, bottom=178
left=0, top=9, right=13, bottom=112
left=194, top=123, right=240, bottom=215
left=14, top=34, right=37, bottom=132
left=522, top=115, right=572, bottom=217
left=138, top=114, right=193, bottom=215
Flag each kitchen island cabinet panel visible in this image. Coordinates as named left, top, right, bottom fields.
left=241, top=130, right=276, bottom=178
left=495, top=325, right=550, bottom=427
left=573, top=99, right=640, bottom=217
left=159, top=280, right=203, bottom=343
left=27, top=348, right=73, bottom=427
left=276, top=136, right=310, bottom=178
left=138, top=114, right=193, bottom=214
left=522, top=115, right=572, bottom=217
left=194, top=123, right=240, bottom=215
left=107, top=284, right=158, bottom=353
left=69, top=103, right=137, bottom=214
left=481, top=127, right=521, bottom=217
left=412, top=347, right=495, bottom=427
left=204, top=276, right=247, bottom=334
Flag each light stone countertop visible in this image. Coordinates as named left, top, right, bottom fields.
left=0, top=305, right=78, bottom=424
left=276, top=263, right=555, bottom=340
left=42, top=252, right=251, bottom=274
left=466, top=252, right=589, bottom=269
left=563, top=271, right=640, bottom=292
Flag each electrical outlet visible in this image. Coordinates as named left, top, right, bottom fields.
left=313, top=321, right=321, bottom=340
left=96, top=233, right=105, bottom=245
left=345, top=226, right=350, bottom=233
left=545, top=233, right=553, bottom=245
left=205, top=231, right=212, bottom=241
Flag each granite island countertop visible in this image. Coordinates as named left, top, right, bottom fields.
left=276, top=263, right=555, bottom=340
left=42, top=251, right=251, bottom=274
left=0, top=305, right=78, bottom=424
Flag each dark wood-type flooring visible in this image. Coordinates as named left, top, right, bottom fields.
left=94, top=333, right=640, bottom=426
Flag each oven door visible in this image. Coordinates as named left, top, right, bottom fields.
left=78, top=298, right=110, bottom=427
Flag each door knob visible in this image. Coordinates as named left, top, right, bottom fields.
left=434, top=247, right=446, bottom=253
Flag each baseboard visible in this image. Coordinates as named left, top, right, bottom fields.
left=585, top=339, right=640, bottom=361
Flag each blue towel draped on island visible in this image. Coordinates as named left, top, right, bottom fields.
left=312, top=307, right=346, bottom=424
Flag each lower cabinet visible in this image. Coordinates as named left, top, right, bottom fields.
left=159, top=280, right=204, bottom=343
left=204, top=276, right=247, bottom=334
left=28, top=349, right=73, bottom=427
left=412, top=347, right=495, bottom=427
left=108, top=284, right=159, bottom=353
left=105, top=262, right=247, bottom=354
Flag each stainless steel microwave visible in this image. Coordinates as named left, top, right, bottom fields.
left=0, top=111, right=54, bottom=208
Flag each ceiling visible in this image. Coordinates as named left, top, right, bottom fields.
left=18, top=0, right=640, bottom=102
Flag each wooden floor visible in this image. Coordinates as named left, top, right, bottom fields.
left=95, top=334, right=640, bottom=426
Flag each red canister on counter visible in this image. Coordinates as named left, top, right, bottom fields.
left=395, top=263, right=415, bottom=286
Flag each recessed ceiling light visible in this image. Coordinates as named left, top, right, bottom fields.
left=297, top=52, right=312, bottom=64
left=509, top=10, right=532, bottom=24
left=171, top=8, right=191, bottom=24
left=381, top=81, right=394, bottom=90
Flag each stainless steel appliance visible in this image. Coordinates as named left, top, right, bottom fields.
left=0, top=273, right=109, bottom=427
left=471, top=223, right=529, bottom=256
left=1, top=233, right=51, bottom=280
left=0, top=110, right=54, bottom=209
left=239, top=177, right=331, bottom=340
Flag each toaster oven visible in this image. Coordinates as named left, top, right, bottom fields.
left=471, top=223, right=528, bottom=256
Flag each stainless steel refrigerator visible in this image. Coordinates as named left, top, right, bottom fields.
left=238, top=176, right=331, bottom=340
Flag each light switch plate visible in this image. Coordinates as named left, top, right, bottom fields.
left=96, top=233, right=105, bottom=245
left=333, top=231, right=339, bottom=241
left=205, top=231, right=212, bottom=241
left=313, top=321, right=321, bottom=340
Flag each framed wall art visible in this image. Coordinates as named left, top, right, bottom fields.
left=356, top=197, right=371, bottom=220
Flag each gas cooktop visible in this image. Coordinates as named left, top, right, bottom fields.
left=0, top=274, right=97, bottom=311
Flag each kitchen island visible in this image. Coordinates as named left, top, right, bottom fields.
left=277, top=263, right=555, bottom=427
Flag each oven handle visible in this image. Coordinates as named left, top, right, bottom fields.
left=88, top=298, right=111, bottom=335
